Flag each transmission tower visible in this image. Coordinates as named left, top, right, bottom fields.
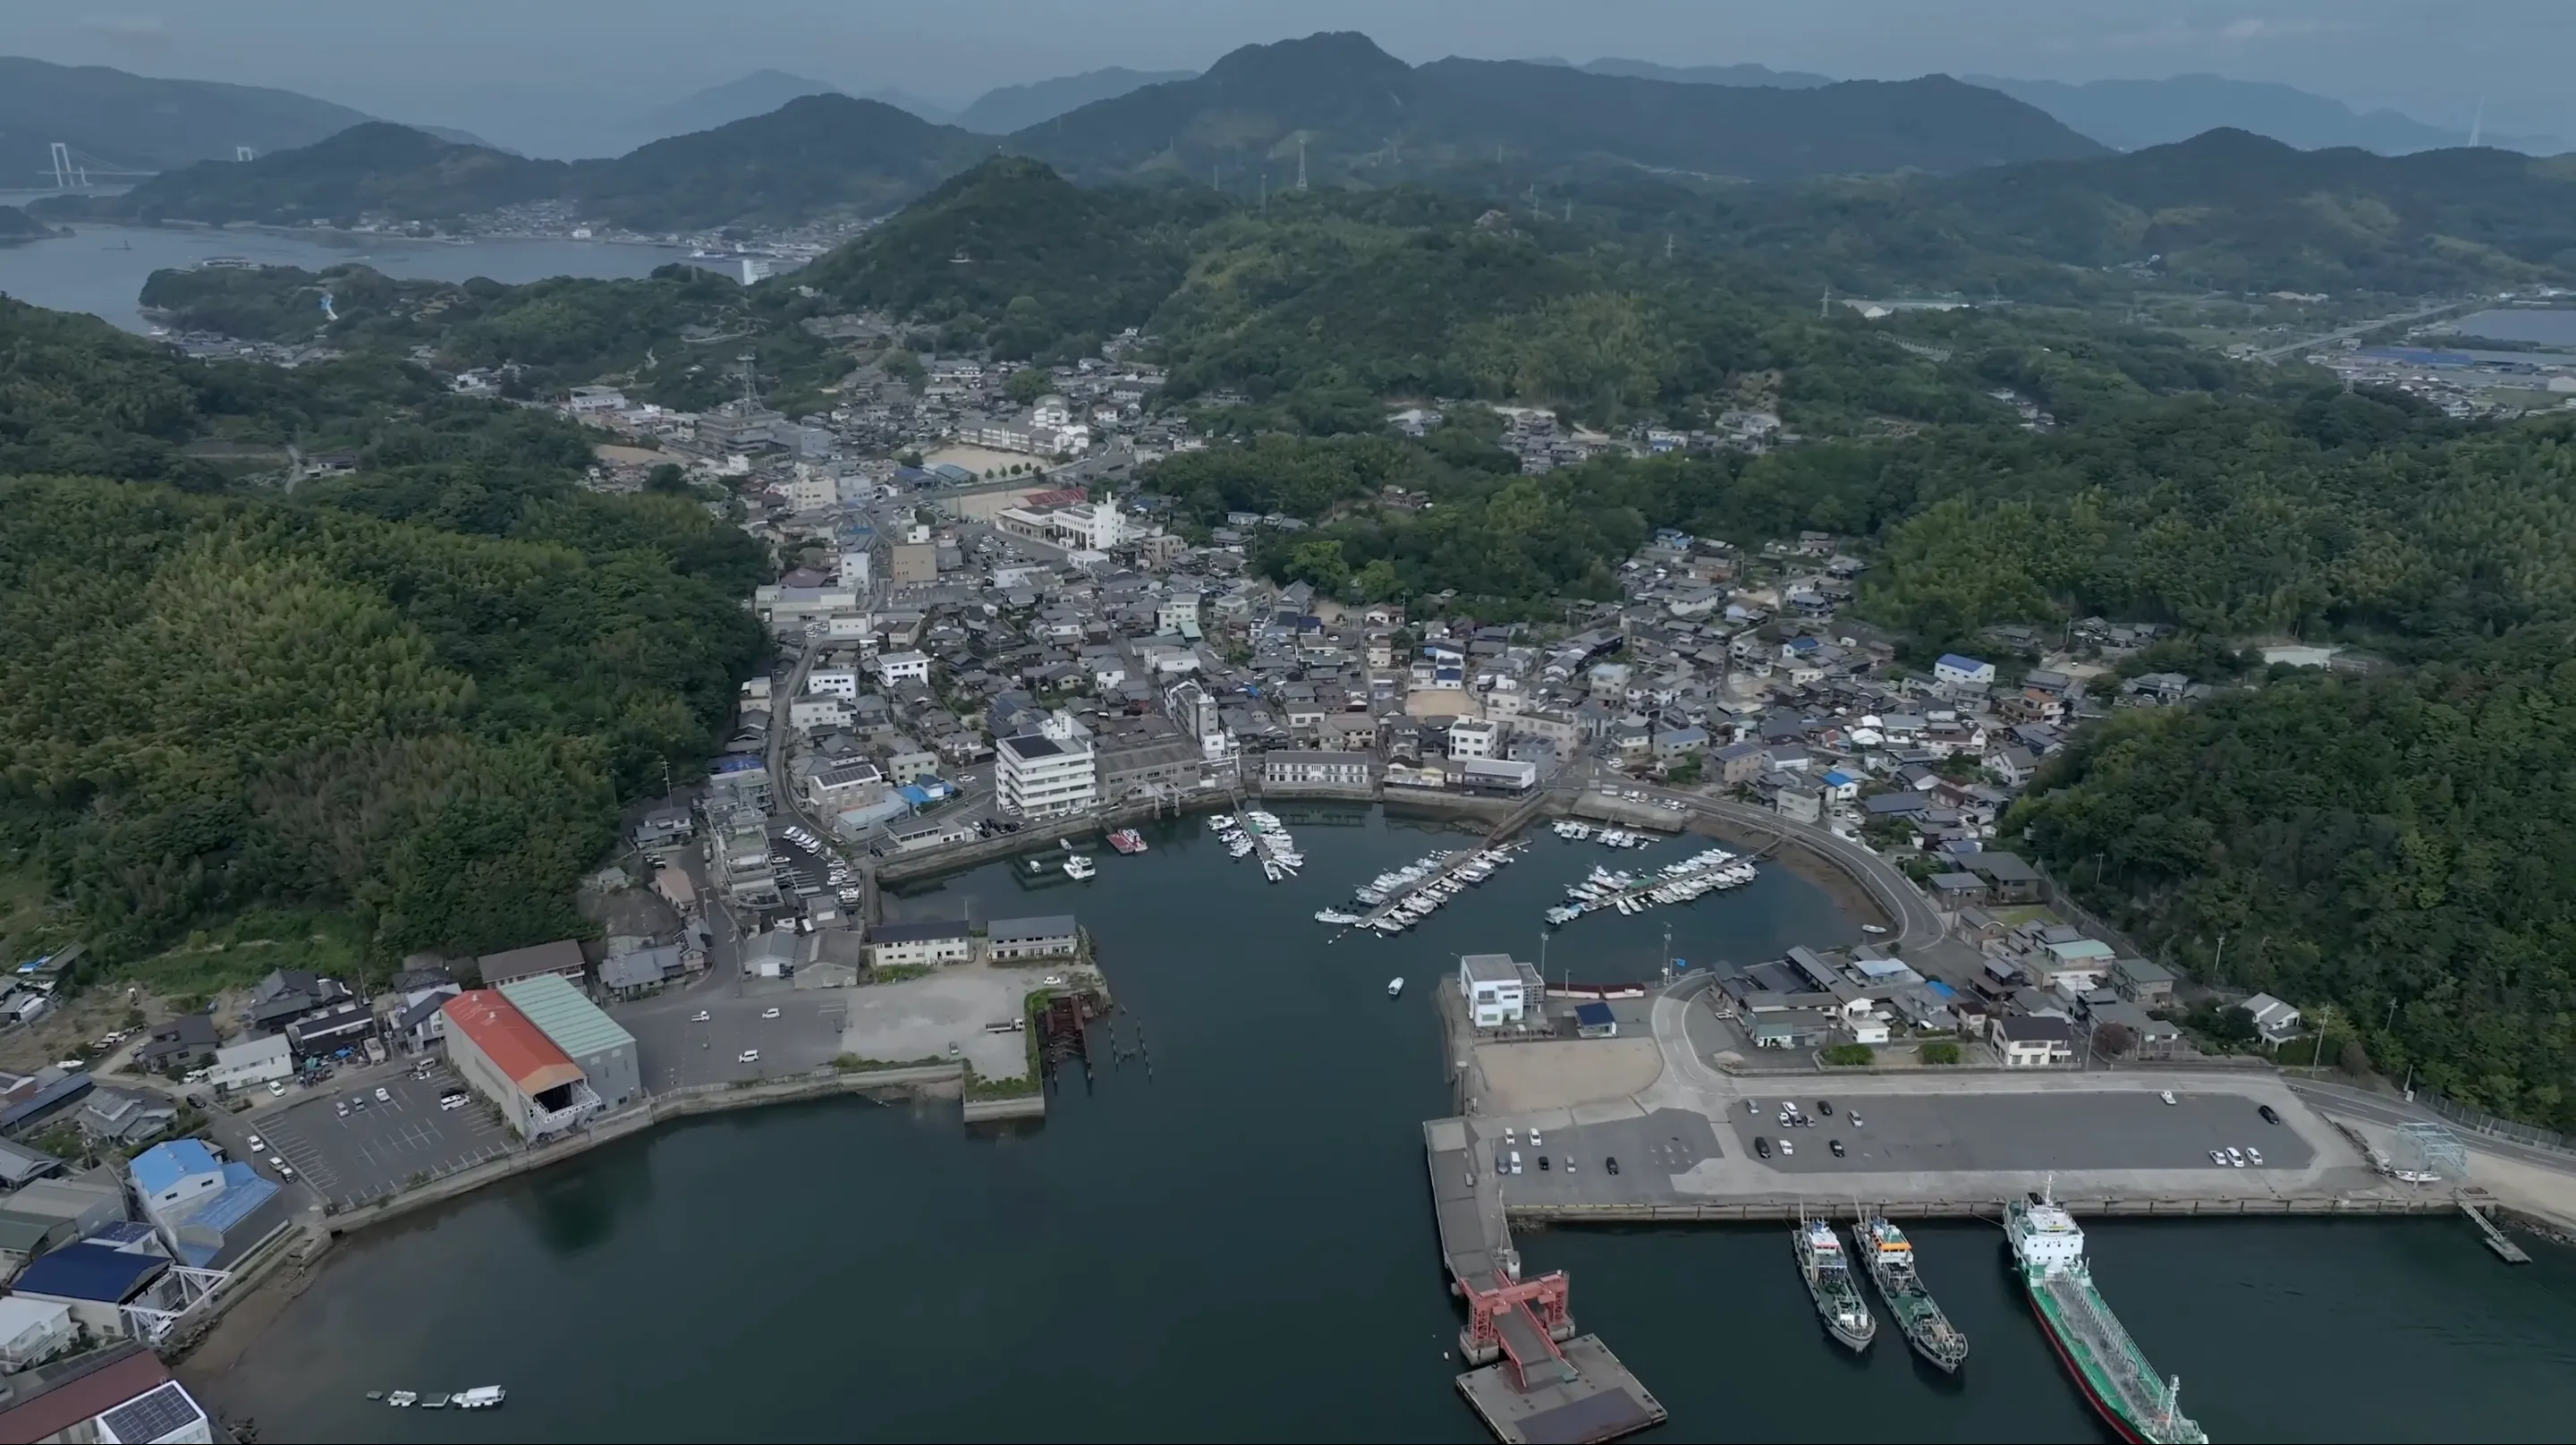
left=736, top=352, right=761, bottom=413
left=1295, top=138, right=1308, bottom=191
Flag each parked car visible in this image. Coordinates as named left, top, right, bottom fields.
left=247, top=1135, right=264, bottom=1152
left=1817, top=1100, right=1833, bottom=1116
left=1538, top=1156, right=1549, bottom=1172
left=762, top=1007, right=782, bottom=1020
left=2210, top=1149, right=2228, bottom=1166
left=1780, top=1140, right=1794, bottom=1156
left=2225, top=1147, right=2245, bottom=1168
left=1829, top=1139, right=1846, bottom=1158
left=738, top=1049, right=759, bottom=1064
left=373, top=1086, right=390, bottom=1104
left=267, top=1081, right=286, bottom=1097
left=1606, top=1156, right=1620, bottom=1176
left=2258, top=1104, right=2282, bottom=1125
left=2248, top=1147, right=2265, bottom=1166
left=1754, top=1137, right=1773, bottom=1159
left=691, top=1010, right=711, bottom=1023
left=2161, top=1090, right=2178, bottom=1105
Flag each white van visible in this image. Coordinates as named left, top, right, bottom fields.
left=1509, top=1150, right=1523, bottom=1174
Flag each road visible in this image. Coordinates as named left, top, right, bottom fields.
left=2288, top=1077, right=2576, bottom=1176
left=2252, top=297, right=2483, bottom=362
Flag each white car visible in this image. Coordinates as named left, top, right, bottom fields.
left=2247, top=1147, right=2265, bottom=1166
left=2225, top=1147, right=2245, bottom=1168
left=267, top=1154, right=288, bottom=1171
left=373, top=1086, right=390, bottom=1104
left=737, top=1050, right=760, bottom=1064
left=267, top=1080, right=286, bottom=1097
left=1779, top=1140, right=1794, bottom=1156
left=247, top=1135, right=265, bottom=1152
left=439, top=1096, right=466, bottom=1111
left=761, top=1007, right=782, bottom=1020
left=691, top=1010, right=711, bottom=1023
left=1504, top=1127, right=1516, bottom=1145
left=2160, top=1090, right=2177, bottom=1105
left=2210, top=1149, right=2228, bottom=1166
left=1530, top=1131, right=1542, bottom=1148
left=1849, top=1116, right=1862, bottom=1129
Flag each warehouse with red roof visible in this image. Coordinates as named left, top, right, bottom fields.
left=441, top=990, right=601, bottom=1141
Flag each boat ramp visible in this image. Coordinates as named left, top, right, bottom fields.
left=1423, top=1118, right=1665, bottom=1444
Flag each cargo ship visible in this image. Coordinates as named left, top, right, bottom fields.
left=1792, top=1214, right=1877, bottom=1352
left=2005, top=1184, right=2206, bottom=1444
left=1858, top=1216, right=1968, bottom=1373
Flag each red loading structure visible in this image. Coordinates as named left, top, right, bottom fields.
left=1454, top=1268, right=1577, bottom=1388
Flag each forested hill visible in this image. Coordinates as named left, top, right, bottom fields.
left=1008, top=31, right=2102, bottom=183
left=2010, top=628, right=2576, bottom=1130
left=57, top=94, right=991, bottom=233
left=1576, top=128, right=2576, bottom=296
left=0, top=298, right=763, bottom=978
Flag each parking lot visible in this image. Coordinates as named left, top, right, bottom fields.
left=1490, top=1109, right=1724, bottom=1207
left=1718, top=1088, right=2317, bottom=1177
left=768, top=825, right=860, bottom=908
left=618, top=986, right=852, bottom=1091
left=250, top=1066, right=512, bottom=1211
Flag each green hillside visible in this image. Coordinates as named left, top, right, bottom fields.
left=0, top=298, right=761, bottom=980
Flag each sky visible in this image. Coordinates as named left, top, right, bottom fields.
left=4, top=0, right=2564, bottom=152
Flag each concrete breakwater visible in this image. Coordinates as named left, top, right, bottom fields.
left=324, top=1064, right=964, bottom=1237
left=1509, top=1194, right=2459, bottom=1226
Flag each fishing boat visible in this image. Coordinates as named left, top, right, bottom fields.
left=386, top=1392, right=418, bottom=1407
left=1793, top=1214, right=1877, bottom=1353
left=1386, top=977, right=1405, bottom=998
left=1313, top=909, right=1364, bottom=925
left=454, top=1387, right=506, bottom=1410
left=1107, top=829, right=1148, bottom=854
left=1061, top=854, right=1097, bottom=880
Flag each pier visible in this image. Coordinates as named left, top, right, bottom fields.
left=1424, top=1118, right=1666, bottom=1444
left=2461, top=1197, right=2532, bottom=1263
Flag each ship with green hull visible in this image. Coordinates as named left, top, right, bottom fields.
left=2005, top=1185, right=2207, bottom=1445
left=1858, top=1216, right=1968, bottom=1373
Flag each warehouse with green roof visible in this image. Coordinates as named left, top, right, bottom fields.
left=497, top=974, right=641, bottom=1113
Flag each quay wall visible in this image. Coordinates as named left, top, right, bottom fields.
left=322, top=1064, right=965, bottom=1237
left=1508, top=1194, right=2457, bottom=1226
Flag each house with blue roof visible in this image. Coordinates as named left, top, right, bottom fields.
left=1819, top=769, right=1862, bottom=803
left=128, top=1142, right=221, bottom=1230
left=165, top=1164, right=281, bottom=1269
left=1933, top=653, right=1996, bottom=689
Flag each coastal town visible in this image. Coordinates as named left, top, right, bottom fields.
left=0, top=310, right=2546, bottom=1441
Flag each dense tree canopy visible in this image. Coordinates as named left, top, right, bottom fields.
left=0, top=300, right=763, bottom=979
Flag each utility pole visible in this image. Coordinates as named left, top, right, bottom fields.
left=1296, top=138, right=1309, bottom=191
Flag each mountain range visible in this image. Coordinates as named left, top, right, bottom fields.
left=74, top=94, right=992, bottom=233
left=1005, top=33, right=2100, bottom=183
left=0, top=56, right=493, bottom=182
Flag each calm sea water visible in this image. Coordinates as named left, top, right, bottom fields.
left=2450, top=309, right=2576, bottom=347
left=201, top=811, right=2576, bottom=1442
left=0, top=224, right=692, bottom=331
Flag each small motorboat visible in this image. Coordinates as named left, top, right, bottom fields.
left=1386, top=977, right=1405, bottom=998
left=386, top=1391, right=419, bottom=1407
left=455, top=1387, right=506, bottom=1409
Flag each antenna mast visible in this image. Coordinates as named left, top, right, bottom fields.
left=1296, top=138, right=1308, bottom=191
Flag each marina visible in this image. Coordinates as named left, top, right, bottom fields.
left=1542, top=846, right=1758, bottom=927
left=1338, top=841, right=1527, bottom=936
left=1208, top=810, right=1304, bottom=881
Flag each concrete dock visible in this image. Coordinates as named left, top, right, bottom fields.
left=1425, top=1118, right=1666, bottom=1445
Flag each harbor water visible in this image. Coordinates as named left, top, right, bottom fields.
left=0, top=224, right=693, bottom=331
left=202, top=809, right=2576, bottom=1442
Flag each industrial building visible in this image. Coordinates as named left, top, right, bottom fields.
left=441, top=990, right=601, bottom=1141
left=1461, top=954, right=1530, bottom=1028
left=498, top=974, right=642, bottom=1113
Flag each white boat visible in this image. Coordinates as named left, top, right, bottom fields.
left=1062, top=855, right=1097, bottom=880
left=455, top=1387, right=506, bottom=1409
left=387, top=1392, right=419, bottom=1408
left=1860, top=924, right=1889, bottom=935
left=1314, top=909, right=1363, bottom=925
left=1387, top=977, right=1405, bottom=998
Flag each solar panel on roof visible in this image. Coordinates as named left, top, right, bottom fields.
left=100, top=1381, right=202, bottom=1443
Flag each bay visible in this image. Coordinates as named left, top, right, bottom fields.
left=2449, top=309, right=2576, bottom=347
left=0, top=223, right=693, bottom=331
left=201, top=809, right=2576, bottom=1442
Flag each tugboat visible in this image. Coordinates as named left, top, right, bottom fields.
left=1858, top=1214, right=1969, bottom=1373
left=1793, top=1212, right=1877, bottom=1353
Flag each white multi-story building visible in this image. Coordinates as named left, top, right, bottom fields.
left=1460, top=954, right=1528, bottom=1028
left=1157, top=591, right=1200, bottom=634
left=1447, top=718, right=1500, bottom=761
left=996, top=711, right=1098, bottom=819
left=877, top=650, right=931, bottom=687
left=1050, top=501, right=1124, bottom=552
left=806, top=668, right=860, bottom=699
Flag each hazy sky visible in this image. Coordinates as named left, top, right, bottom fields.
left=6, top=0, right=2564, bottom=141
